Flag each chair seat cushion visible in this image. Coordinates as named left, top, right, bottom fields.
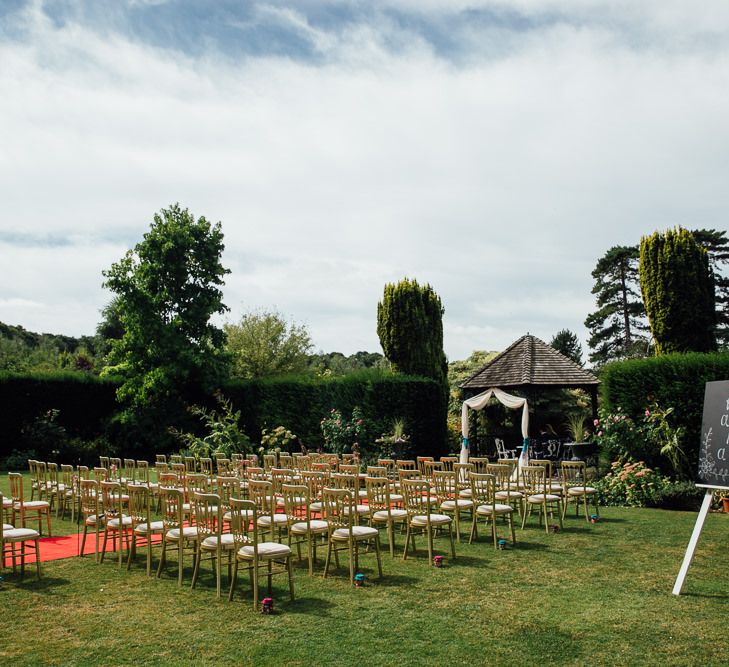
left=291, top=519, right=329, bottom=534
left=106, top=516, right=133, bottom=528
left=342, top=504, right=370, bottom=516
left=528, top=494, right=561, bottom=503
left=309, top=501, right=323, bottom=513
left=476, top=503, right=514, bottom=515
left=389, top=493, right=404, bottom=503
left=257, top=514, right=288, bottom=527
left=201, top=533, right=236, bottom=550
left=2, top=498, right=12, bottom=508
left=372, top=508, right=408, bottom=521
left=458, top=489, right=473, bottom=498
left=3, top=523, right=15, bottom=530
left=134, top=520, right=165, bottom=534
left=237, top=541, right=292, bottom=560
left=567, top=487, right=597, bottom=495
left=332, top=526, right=379, bottom=540
left=441, top=499, right=474, bottom=510
left=167, top=526, right=199, bottom=540
left=85, top=515, right=100, bottom=526
left=495, top=490, right=524, bottom=500
left=411, top=513, right=451, bottom=526
left=223, top=509, right=254, bottom=522
left=276, top=496, right=307, bottom=508
left=14, top=501, right=50, bottom=510
left=3, top=527, right=40, bottom=541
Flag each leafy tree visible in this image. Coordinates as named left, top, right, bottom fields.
left=102, top=204, right=230, bottom=442
left=225, top=309, right=313, bottom=379
left=584, top=246, right=650, bottom=366
left=549, top=329, right=583, bottom=366
left=307, top=350, right=386, bottom=376
left=639, top=227, right=716, bottom=354
left=691, top=228, right=729, bottom=348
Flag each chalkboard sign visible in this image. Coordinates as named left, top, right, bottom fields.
left=697, top=380, right=729, bottom=489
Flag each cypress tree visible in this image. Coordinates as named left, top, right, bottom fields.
left=639, top=228, right=716, bottom=355
left=377, top=279, right=448, bottom=452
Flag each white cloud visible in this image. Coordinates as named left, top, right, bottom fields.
left=1, top=2, right=728, bottom=359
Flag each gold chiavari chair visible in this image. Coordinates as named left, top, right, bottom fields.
left=560, top=461, right=599, bottom=522
left=157, top=487, right=200, bottom=586
left=1, top=492, right=41, bottom=579
left=322, top=488, right=382, bottom=585
left=191, top=491, right=236, bottom=598
left=100, top=480, right=132, bottom=567
left=228, top=498, right=295, bottom=609
left=433, top=470, right=474, bottom=543
left=469, top=473, right=516, bottom=547
left=521, top=465, right=563, bottom=533
left=127, top=483, right=164, bottom=575
left=79, top=479, right=101, bottom=562
left=366, top=476, right=407, bottom=558
left=401, top=478, right=455, bottom=564
left=8, top=472, right=51, bottom=536
left=282, top=483, right=328, bottom=575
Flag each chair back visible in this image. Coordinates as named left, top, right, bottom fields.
left=376, top=459, right=396, bottom=479
left=521, top=465, right=547, bottom=495
left=422, top=460, right=443, bottom=482
left=453, top=462, right=474, bottom=490
left=486, top=463, right=512, bottom=490
left=440, top=456, right=458, bottom=472
left=530, top=459, right=553, bottom=480
left=155, top=454, right=167, bottom=464
left=229, top=498, right=257, bottom=550
left=47, top=462, right=60, bottom=490
left=169, top=454, right=183, bottom=465
left=216, top=476, right=241, bottom=511
left=469, top=472, right=496, bottom=506
left=184, top=456, right=197, bottom=474
left=123, top=459, right=137, bottom=483
left=93, top=467, right=108, bottom=482
left=433, top=470, right=458, bottom=503
left=170, top=463, right=186, bottom=486
left=469, top=457, right=490, bottom=474
left=159, top=472, right=179, bottom=490
left=293, top=455, right=311, bottom=472
left=215, top=458, right=231, bottom=475
left=339, top=464, right=360, bottom=475
left=416, top=456, right=433, bottom=476
left=398, top=468, right=421, bottom=485
left=278, top=454, right=294, bottom=469
left=127, top=483, right=151, bottom=528
left=396, top=459, right=416, bottom=473
left=271, top=468, right=295, bottom=496
left=185, top=472, right=208, bottom=500
left=282, top=483, right=310, bottom=523
left=560, top=460, right=588, bottom=490
left=200, top=458, right=213, bottom=477
left=136, top=460, right=150, bottom=485
left=366, top=466, right=387, bottom=477
left=401, top=478, right=432, bottom=520
left=263, top=454, right=277, bottom=472
left=248, top=479, right=276, bottom=520
left=78, top=465, right=90, bottom=480
left=109, top=458, right=122, bottom=481
left=9, top=471, right=24, bottom=503
left=322, top=487, right=354, bottom=533
left=192, top=491, right=221, bottom=540
left=365, top=476, right=391, bottom=514
left=79, top=479, right=99, bottom=518
left=330, top=473, right=358, bottom=493
left=159, top=487, right=185, bottom=531
left=100, top=481, right=124, bottom=522
left=61, top=464, right=75, bottom=494
left=99, top=456, right=110, bottom=469
left=300, top=471, right=326, bottom=502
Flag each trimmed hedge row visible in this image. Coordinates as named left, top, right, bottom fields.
left=0, top=370, right=446, bottom=464
left=226, top=371, right=447, bottom=459
left=599, top=351, right=729, bottom=473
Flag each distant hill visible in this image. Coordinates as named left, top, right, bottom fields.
left=0, top=321, right=98, bottom=354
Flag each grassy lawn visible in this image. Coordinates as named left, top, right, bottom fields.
left=2, top=488, right=728, bottom=667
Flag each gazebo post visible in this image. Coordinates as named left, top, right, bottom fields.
left=589, top=386, right=598, bottom=423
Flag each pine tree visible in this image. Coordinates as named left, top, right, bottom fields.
left=550, top=329, right=584, bottom=366
left=639, top=228, right=716, bottom=355
left=584, top=246, right=650, bottom=366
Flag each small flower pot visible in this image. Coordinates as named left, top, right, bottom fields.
left=354, top=573, right=365, bottom=587
left=433, top=555, right=444, bottom=568
left=722, top=498, right=729, bottom=513
left=261, top=597, right=274, bottom=614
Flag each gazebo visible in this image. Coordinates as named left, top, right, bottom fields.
left=459, top=334, right=600, bottom=451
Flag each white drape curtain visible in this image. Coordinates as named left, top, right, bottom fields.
left=460, top=388, right=529, bottom=464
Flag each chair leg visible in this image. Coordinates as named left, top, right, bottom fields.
left=402, top=524, right=411, bottom=560
left=287, top=556, right=295, bottom=600
left=252, top=561, right=259, bottom=610
left=228, top=560, right=239, bottom=601
left=34, top=538, right=41, bottom=579
left=375, top=536, right=383, bottom=578
left=449, top=524, right=456, bottom=559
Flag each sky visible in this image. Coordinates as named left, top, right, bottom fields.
left=1, top=1, right=728, bottom=361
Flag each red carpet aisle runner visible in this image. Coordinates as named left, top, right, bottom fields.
left=8, top=532, right=163, bottom=563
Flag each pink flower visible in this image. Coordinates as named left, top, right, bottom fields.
left=593, top=419, right=599, bottom=426
left=645, top=409, right=650, bottom=417
left=598, top=431, right=603, bottom=437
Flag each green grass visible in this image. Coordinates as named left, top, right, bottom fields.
left=2, top=475, right=728, bottom=666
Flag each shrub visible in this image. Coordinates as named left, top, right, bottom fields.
left=595, top=460, right=669, bottom=507
left=320, top=407, right=371, bottom=456
left=260, top=426, right=300, bottom=452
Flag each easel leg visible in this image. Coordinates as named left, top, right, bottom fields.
left=672, top=490, right=713, bottom=596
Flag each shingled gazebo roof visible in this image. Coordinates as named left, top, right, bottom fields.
left=459, top=334, right=599, bottom=391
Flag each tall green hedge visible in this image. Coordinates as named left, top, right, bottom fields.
left=600, top=351, right=729, bottom=472
left=0, top=370, right=447, bottom=463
